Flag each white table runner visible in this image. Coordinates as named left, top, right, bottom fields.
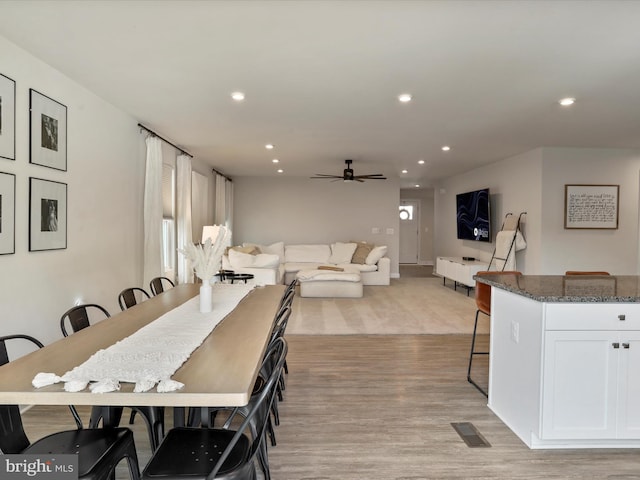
left=33, top=284, right=254, bottom=393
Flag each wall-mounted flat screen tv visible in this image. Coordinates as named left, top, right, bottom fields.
left=456, top=188, right=491, bottom=242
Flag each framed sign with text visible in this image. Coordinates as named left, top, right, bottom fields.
left=564, top=184, right=619, bottom=229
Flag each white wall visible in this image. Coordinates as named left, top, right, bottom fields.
left=0, top=36, right=144, bottom=344
left=540, top=148, right=640, bottom=274
left=434, top=147, right=640, bottom=274
left=232, top=176, right=401, bottom=276
left=435, top=148, right=543, bottom=272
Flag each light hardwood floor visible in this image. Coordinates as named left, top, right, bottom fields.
left=22, top=334, right=640, bottom=480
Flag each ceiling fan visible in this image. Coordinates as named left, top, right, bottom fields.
left=310, top=159, right=387, bottom=182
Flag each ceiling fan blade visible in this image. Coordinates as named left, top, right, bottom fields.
left=355, top=175, right=387, bottom=180
left=310, top=174, right=342, bottom=179
left=355, top=178, right=365, bottom=182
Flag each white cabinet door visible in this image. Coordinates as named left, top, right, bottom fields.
left=542, top=330, right=618, bottom=439
left=616, top=332, right=640, bottom=438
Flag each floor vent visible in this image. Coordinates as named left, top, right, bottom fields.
left=451, top=422, right=491, bottom=448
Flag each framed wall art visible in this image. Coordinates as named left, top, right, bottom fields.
left=29, top=89, right=67, bottom=171
left=564, top=184, right=619, bottom=230
left=0, top=172, right=15, bottom=254
left=29, top=177, right=67, bottom=251
left=0, top=73, right=16, bottom=161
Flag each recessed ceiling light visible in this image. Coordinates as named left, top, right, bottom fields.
left=277, top=169, right=284, bottom=173
left=559, top=97, right=576, bottom=106
left=265, top=144, right=274, bottom=150
left=401, top=169, right=408, bottom=174
left=441, top=146, right=451, bottom=152
left=398, top=93, right=412, bottom=103
left=272, top=159, right=279, bottom=163
left=418, top=159, right=425, bottom=165
left=414, top=184, right=420, bottom=188
left=231, top=91, right=245, bottom=101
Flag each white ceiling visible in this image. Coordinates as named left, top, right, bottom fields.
left=1, top=0, right=640, bottom=188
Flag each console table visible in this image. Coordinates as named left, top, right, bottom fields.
left=435, top=256, right=489, bottom=295
left=476, top=274, right=640, bottom=449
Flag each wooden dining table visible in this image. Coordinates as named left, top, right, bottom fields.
left=0, top=283, right=285, bottom=411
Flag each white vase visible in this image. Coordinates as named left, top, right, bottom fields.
left=199, top=282, right=213, bottom=313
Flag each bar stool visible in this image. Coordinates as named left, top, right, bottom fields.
left=467, top=270, right=522, bottom=397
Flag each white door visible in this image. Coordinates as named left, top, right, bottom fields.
left=399, top=200, right=419, bottom=264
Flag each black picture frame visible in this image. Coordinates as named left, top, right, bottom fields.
left=0, top=171, right=15, bottom=254
left=29, top=89, right=67, bottom=171
left=29, top=177, right=67, bottom=251
left=564, top=184, right=619, bottom=230
left=0, top=73, right=16, bottom=161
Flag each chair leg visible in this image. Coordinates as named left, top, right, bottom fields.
left=467, top=309, right=489, bottom=397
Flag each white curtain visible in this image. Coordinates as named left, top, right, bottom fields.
left=215, top=174, right=233, bottom=243
left=143, top=136, right=163, bottom=287
left=176, top=154, right=193, bottom=284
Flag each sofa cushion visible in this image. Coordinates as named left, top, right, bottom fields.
left=285, top=244, right=331, bottom=263
left=229, top=249, right=280, bottom=269
left=251, top=253, right=280, bottom=268
left=328, top=242, right=357, bottom=264
left=243, top=241, right=285, bottom=263
left=351, top=241, right=374, bottom=264
left=283, top=262, right=324, bottom=273
left=336, top=262, right=377, bottom=272
left=366, top=245, right=388, bottom=265
left=226, top=245, right=260, bottom=255
left=228, top=249, right=255, bottom=268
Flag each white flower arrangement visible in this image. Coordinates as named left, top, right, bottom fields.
left=180, top=226, right=230, bottom=282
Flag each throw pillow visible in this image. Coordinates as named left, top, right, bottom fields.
left=228, top=249, right=255, bottom=268
left=328, top=242, right=357, bottom=264
left=351, top=241, right=373, bottom=265
left=230, top=245, right=260, bottom=255
left=252, top=253, right=280, bottom=268
left=365, top=245, right=388, bottom=265
left=243, top=241, right=285, bottom=263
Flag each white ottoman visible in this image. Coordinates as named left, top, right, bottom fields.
left=296, top=269, right=363, bottom=298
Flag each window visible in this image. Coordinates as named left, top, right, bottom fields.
left=399, top=205, right=413, bottom=220
left=162, top=164, right=175, bottom=278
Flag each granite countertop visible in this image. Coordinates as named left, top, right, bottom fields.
left=474, top=274, right=640, bottom=303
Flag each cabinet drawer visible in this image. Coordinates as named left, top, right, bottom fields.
left=545, top=304, right=640, bottom=331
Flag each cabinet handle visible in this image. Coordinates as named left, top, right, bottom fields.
left=623, top=343, right=630, bottom=349
left=613, top=342, right=620, bottom=349
left=618, top=314, right=626, bottom=321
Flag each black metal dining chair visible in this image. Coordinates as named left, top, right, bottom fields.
left=0, top=334, right=141, bottom=480
left=142, top=337, right=287, bottom=480
left=149, top=276, right=175, bottom=296
left=60, top=303, right=111, bottom=338
left=118, top=287, right=151, bottom=311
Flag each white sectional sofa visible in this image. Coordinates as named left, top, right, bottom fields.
left=221, top=241, right=390, bottom=286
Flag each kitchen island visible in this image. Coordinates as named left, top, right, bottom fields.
left=475, top=274, right=640, bottom=449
